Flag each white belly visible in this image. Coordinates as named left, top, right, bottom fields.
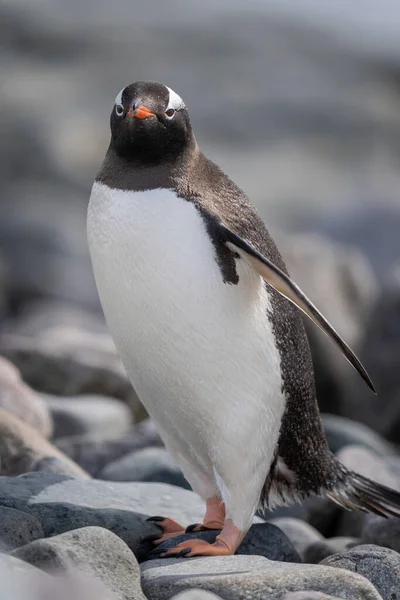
left=87, top=182, right=286, bottom=500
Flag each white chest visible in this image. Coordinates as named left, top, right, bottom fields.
left=87, top=182, right=285, bottom=466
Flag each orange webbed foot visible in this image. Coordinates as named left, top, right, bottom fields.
left=151, top=538, right=233, bottom=558
left=145, top=516, right=186, bottom=545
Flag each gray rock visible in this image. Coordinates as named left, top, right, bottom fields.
left=0, top=553, right=52, bottom=600
left=282, top=594, right=344, bottom=600
left=170, top=592, right=223, bottom=600
left=0, top=506, right=43, bottom=551
left=321, top=415, right=395, bottom=457
left=0, top=472, right=207, bottom=561
left=0, top=356, right=53, bottom=437
left=0, top=409, right=89, bottom=478
left=155, top=523, right=302, bottom=563
left=100, top=446, right=190, bottom=488
left=268, top=518, right=323, bottom=559
left=33, top=456, right=93, bottom=478
left=141, top=556, right=382, bottom=600
left=304, top=537, right=360, bottom=564
left=322, top=544, right=400, bottom=600
left=0, top=331, right=144, bottom=418
left=12, top=526, right=146, bottom=600
left=361, top=514, right=400, bottom=554
left=56, top=419, right=163, bottom=476
left=43, top=393, right=132, bottom=439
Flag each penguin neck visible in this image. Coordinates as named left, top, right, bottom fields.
left=95, top=139, right=199, bottom=192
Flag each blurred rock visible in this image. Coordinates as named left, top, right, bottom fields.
left=12, top=527, right=146, bottom=600
left=100, top=446, right=189, bottom=488
left=141, top=556, right=381, bottom=600
left=0, top=472, right=211, bottom=561
left=304, top=537, right=360, bottom=564
left=56, top=418, right=162, bottom=476
left=344, top=275, right=400, bottom=444
left=361, top=515, right=400, bottom=554
left=0, top=553, right=52, bottom=599
left=322, top=544, right=400, bottom=600
left=0, top=409, right=88, bottom=478
left=155, top=523, right=302, bottom=564
left=321, top=414, right=395, bottom=457
left=43, top=393, right=132, bottom=439
left=0, top=355, right=53, bottom=437
left=283, top=233, right=377, bottom=414
left=0, top=330, right=144, bottom=418
left=281, top=594, right=345, bottom=600
left=0, top=506, right=43, bottom=551
left=170, top=592, right=223, bottom=600
left=268, top=518, right=324, bottom=560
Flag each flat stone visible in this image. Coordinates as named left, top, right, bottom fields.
left=0, top=409, right=89, bottom=478
left=141, top=556, right=382, bottom=600
left=304, top=537, right=360, bottom=564
left=12, top=526, right=146, bottom=600
left=55, top=419, right=163, bottom=476
left=43, top=393, right=132, bottom=439
left=155, top=523, right=302, bottom=563
left=0, top=506, right=43, bottom=551
left=268, top=518, right=323, bottom=559
left=322, top=544, right=400, bottom=600
left=281, top=594, right=345, bottom=600
left=100, top=446, right=190, bottom=489
left=0, top=356, right=52, bottom=437
left=170, top=592, right=223, bottom=600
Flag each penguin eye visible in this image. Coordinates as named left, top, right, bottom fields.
left=165, top=108, right=175, bottom=119
left=115, top=104, right=124, bottom=117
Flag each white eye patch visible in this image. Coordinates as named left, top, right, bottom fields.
left=166, top=86, right=185, bottom=111
left=114, top=88, right=125, bottom=107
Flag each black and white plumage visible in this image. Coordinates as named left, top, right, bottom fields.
left=87, top=81, right=400, bottom=556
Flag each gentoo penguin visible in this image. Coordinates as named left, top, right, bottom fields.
left=87, top=81, right=400, bottom=557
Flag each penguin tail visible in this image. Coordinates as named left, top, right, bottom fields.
left=326, top=467, right=400, bottom=518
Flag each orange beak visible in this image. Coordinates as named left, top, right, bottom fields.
left=127, top=105, right=155, bottom=119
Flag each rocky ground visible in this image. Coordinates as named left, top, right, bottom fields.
left=2, top=0, right=400, bottom=598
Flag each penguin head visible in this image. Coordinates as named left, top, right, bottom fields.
left=109, top=81, right=194, bottom=164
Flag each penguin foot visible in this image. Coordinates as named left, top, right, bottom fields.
left=185, top=522, right=222, bottom=533
left=150, top=538, right=232, bottom=558
left=145, top=516, right=186, bottom=545
left=150, top=518, right=244, bottom=558
left=185, top=496, right=226, bottom=533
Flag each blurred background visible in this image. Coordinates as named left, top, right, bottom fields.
left=1, top=0, right=400, bottom=440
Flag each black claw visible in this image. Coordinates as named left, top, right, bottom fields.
left=142, top=534, right=161, bottom=543
left=176, top=548, right=192, bottom=558
left=146, top=516, right=165, bottom=522
left=149, top=548, right=165, bottom=557
left=185, top=523, right=200, bottom=533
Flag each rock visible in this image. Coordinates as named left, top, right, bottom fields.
left=268, top=518, right=323, bottom=560
left=0, top=409, right=89, bottom=478
left=321, top=414, right=395, bottom=457
left=282, top=594, right=344, bottom=600
left=56, top=418, right=162, bottom=476
left=361, top=514, right=400, bottom=554
left=141, top=556, right=382, bottom=600
left=0, top=355, right=53, bottom=437
left=43, top=393, right=132, bottom=439
left=100, top=446, right=190, bottom=488
left=335, top=445, right=400, bottom=538
left=0, top=553, right=52, bottom=599
left=343, top=278, right=400, bottom=444
left=0, top=472, right=212, bottom=561
left=283, top=234, right=377, bottom=414
left=0, top=330, right=144, bottom=418
left=155, top=523, right=302, bottom=563
left=12, top=526, right=146, bottom=600
left=0, top=506, right=43, bottom=551
left=322, top=544, right=400, bottom=600
left=304, top=537, right=360, bottom=564
left=170, top=592, right=223, bottom=600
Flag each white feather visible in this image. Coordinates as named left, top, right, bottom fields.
left=87, top=182, right=286, bottom=531
left=166, top=86, right=186, bottom=111
left=114, top=88, right=124, bottom=107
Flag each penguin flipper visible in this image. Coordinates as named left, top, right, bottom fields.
left=219, top=223, right=376, bottom=394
